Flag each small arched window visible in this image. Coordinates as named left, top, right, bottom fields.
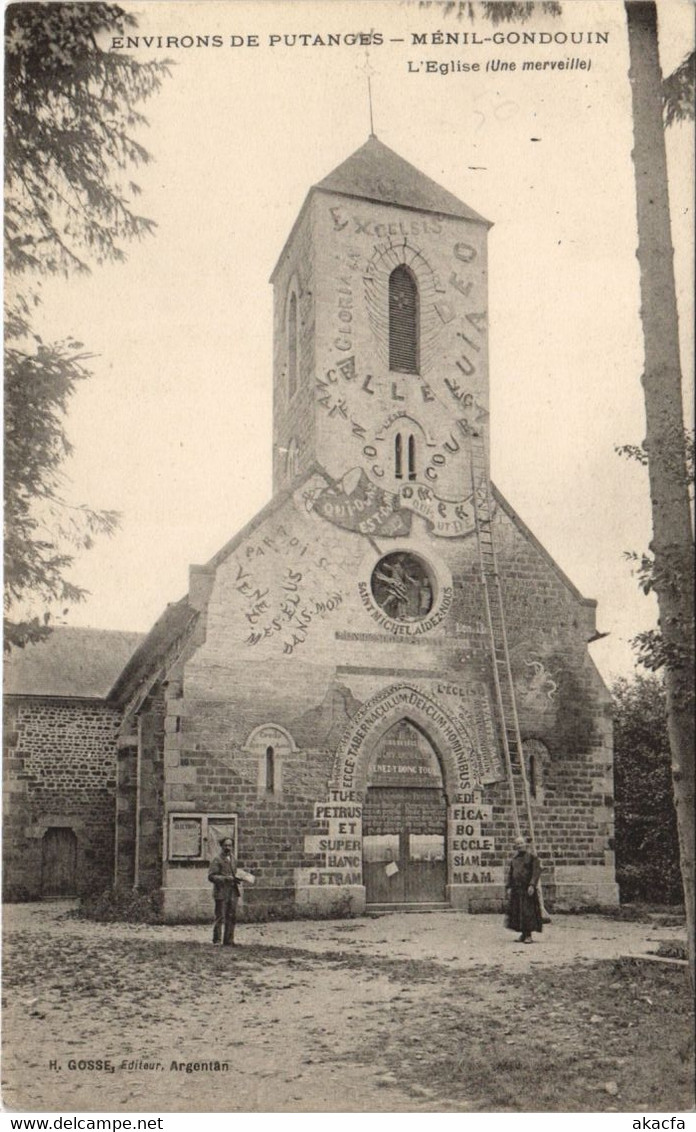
left=528, top=753, right=537, bottom=799
left=389, top=265, right=419, bottom=374
left=246, top=724, right=293, bottom=798
left=287, top=292, right=299, bottom=399
left=522, top=739, right=549, bottom=805
left=265, top=746, right=275, bottom=794
left=395, top=433, right=403, bottom=480
left=407, top=434, right=416, bottom=481
left=394, top=432, right=417, bottom=482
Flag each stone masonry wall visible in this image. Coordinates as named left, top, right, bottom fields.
left=273, top=204, right=316, bottom=493
left=136, top=684, right=167, bottom=891
left=3, top=697, right=119, bottom=900
left=147, top=477, right=616, bottom=918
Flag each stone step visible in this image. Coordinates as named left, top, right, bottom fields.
left=365, top=902, right=452, bottom=914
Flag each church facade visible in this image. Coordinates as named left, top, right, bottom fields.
left=111, top=137, right=618, bottom=920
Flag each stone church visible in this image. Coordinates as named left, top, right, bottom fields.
left=4, top=137, right=619, bottom=917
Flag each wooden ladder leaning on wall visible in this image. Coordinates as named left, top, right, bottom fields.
left=469, top=434, right=551, bottom=922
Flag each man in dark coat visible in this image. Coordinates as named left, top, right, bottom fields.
left=505, top=835, right=543, bottom=943
left=208, top=837, right=241, bottom=946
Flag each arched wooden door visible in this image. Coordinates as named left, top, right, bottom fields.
left=362, top=720, right=447, bottom=905
left=41, top=827, right=78, bottom=897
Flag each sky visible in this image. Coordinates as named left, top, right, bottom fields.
left=17, top=0, right=694, bottom=686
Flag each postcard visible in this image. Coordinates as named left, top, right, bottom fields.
left=3, top=0, right=693, bottom=1121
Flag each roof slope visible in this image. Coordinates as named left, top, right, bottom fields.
left=491, top=485, right=596, bottom=610
left=108, top=598, right=198, bottom=706
left=3, top=627, right=145, bottom=699
left=315, top=135, right=490, bottom=225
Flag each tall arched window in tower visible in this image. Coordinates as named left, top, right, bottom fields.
left=389, top=265, right=419, bottom=374
left=287, top=291, right=299, bottom=399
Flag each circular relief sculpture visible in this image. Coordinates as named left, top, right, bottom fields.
left=370, top=552, right=434, bottom=622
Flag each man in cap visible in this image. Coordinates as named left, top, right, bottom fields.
left=505, top=834, right=543, bottom=943
left=208, top=836, right=241, bottom=946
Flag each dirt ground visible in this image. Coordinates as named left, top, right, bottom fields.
left=2, top=902, right=692, bottom=1114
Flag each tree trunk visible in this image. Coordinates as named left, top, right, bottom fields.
left=625, top=0, right=695, bottom=988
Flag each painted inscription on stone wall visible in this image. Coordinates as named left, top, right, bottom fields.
left=358, top=580, right=453, bottom=636
left=334, top=680, right=504, bottom=795
left=368, top=719, right=443, bottom=789
left=335, top=685, right=476, bottom=796
left=398, top=483, right=478, bottom=538
left=334, top=275, right=354, bottom=355
left=310, top=468, right=484, bottom=540
left=226, top=517, right=345, bottom=656
left=439, top=681, right=503, bottom=785
left=296, top=791, right=363, bottom=887
left=243, top=725, right=294, bottom=758
left=296, top=790, right=502, bottom=891
left=312, top=468, right=411, bottom=537
left=315, top=203, right=490, bottom=503
left=449, top=794, right=499, bottom=885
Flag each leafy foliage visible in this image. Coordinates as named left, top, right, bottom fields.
left=616, top=432, right=695, bottom=491
left=74, top=883, right=164, bottom=923
left=617, top=433, right=694, bottom=673
left=612, top=675, right=682, bottom=903
left=4, top=5, right=170, bottom=649
left=418, top=1, right=561, bottom=20
left=628, top=628, right=695, bottom=676
left=663, top=50, right=695, bottom=128
left=5, top=3, right=170, bottom=277
left=73, top=885, right=357, bottom=924
left=3, top=307, right=119, bottom=651
left=479, top=1, right=562, bottom=21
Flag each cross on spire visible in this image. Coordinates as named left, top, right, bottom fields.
left=360, top=48, right=377, bottom=137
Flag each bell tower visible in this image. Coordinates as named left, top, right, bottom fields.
left=271, top=136, right=491, bottom=505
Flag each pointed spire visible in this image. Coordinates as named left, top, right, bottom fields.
left=314, top=136, right=489, bottom=224
left=270, top=137, right=491, bottom=283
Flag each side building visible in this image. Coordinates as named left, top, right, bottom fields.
left=3, top=628, right=143, bottom=901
